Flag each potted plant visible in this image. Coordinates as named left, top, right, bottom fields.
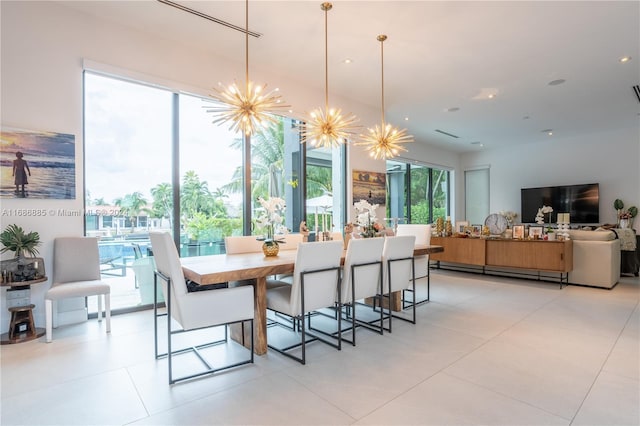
left=1, top=224, right=41, bottom=260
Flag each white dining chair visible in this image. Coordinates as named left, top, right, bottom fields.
left=339, top=237, right=385, bottom=345
left=278, top=233, right=304, bottom=250
left=266, top=240, right=343, bottom=364
left=381, top=235, right=416, bottom=332
left=395, top=224, right=432, bottom=305
left=45, top=237, right=111, bottom=343
left=224, top=235, right=264, bottom=254
left=150, top=232, right=255, bottom=384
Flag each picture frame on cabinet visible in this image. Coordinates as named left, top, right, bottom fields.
left=528, top=226, right=543, bottom=239
left=512, top=225, right=525, bottom=239
left=456, top=221, right=469, bottom=233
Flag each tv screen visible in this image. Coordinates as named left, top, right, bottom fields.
left=521, top=183, right=599, bottom=224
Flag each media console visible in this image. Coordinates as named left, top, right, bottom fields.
left=430, top=237, right=573, bottom=288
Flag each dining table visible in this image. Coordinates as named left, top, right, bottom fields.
left=181, top=243, right=444, bottom=355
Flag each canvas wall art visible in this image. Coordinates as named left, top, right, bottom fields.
left=352, top=170, right=386, bottom=206
left=0, top=127, right=75, bottom=199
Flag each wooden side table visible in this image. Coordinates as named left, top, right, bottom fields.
left=1, top=257, right=47, bottom=344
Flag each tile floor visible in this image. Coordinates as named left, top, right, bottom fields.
left=1, top=271, right=638, bottom=425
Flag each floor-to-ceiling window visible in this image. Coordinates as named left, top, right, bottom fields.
left=84, top=72, right=172, bottom=312
left=386, top=159, right=451, bottom=225
left=179, top=94, right=243, bottom=256
left=84, top=71, right=346, bottom=313
left=305, top=144, right=346, bottom=239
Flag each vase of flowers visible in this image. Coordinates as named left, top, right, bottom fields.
left=499, top=211, right=518, bottom=228
left=614, top=199, right=637, bottom=229
left=353, top=199, right=383, bottom=238
left=255, top=196, right=286, bottom=256
left=535, top=205, right=554, bottom=234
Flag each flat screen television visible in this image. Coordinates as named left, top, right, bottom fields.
left=521, top=183, right=599, bottom=224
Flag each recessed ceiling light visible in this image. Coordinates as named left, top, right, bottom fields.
left=404, top=117, right=409, bottom=121
left=446, top=107, right=460, bottom=112
left=471, top=141, right=483, bottom=147
left=488, top=94, right=496, bottom=99
left=343, top=58, right=353, bottom=64
left=541, top=129, right=553, bottom=135
left=620, top=56, right=632, bottom=63
left=548, top=79, right=566, bottom=86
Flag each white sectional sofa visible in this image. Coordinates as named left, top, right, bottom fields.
left=566, top=229, right=621, bottom=289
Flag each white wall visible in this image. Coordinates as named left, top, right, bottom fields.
left=460, top=126, right=640, bottom=230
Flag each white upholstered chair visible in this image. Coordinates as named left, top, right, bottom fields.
left=224, top=235, right=264, bottom=254
left=266, top=240, right=343, bottom=364
left=45, top=237, right=111, bottom=343
left=150, top=232, right=255, bottom=384
left=339, top=237, right=385, bottom=345
left=381, top=235, right=416, bottom=332
left=279, top=233, right=304, bottom=250
left=395, top=224, right=432, bottom=305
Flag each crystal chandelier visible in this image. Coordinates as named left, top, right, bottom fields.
left=206, top=0, right=288, bottom=136
left=299, top=2, right=359, bottom=148
left=357, top=35, right=413, bottom=159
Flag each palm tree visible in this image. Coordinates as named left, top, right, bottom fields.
left=181, top=171, right=211, bottom=220
left=151, top=182, right=173, bottom=228
left=221, top=120, right=285, bottom=200
left=306, top=165, right=332, bottom=198
left=114, top=192, right=149, bottom=232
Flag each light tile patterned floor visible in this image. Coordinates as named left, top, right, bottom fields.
left=1, top=271, right=638, bottom=425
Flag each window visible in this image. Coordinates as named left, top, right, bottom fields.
left=179, top=93, right=243, bottom=256
left=84, top=72, right=172, bottom=313
left=84, top=71, right=346, bottom=314
left=305, top=143, right=346, bottom=238
left=386, top=160, right=450, bottom=225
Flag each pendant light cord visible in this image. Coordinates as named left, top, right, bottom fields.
left=245, top=0, right=249, bottom=93
left=378, top=35, right=387, bottom=125
left=323, top=3, right=331, bottom=111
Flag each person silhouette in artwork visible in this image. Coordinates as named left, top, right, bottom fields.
left=12, top=151, right=31, bottom=196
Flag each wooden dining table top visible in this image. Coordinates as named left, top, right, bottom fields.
left=181, top=243, right=444, bottom=285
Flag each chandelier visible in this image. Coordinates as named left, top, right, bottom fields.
left=357, top=35, right=413, bottom=159
left=299, top=2, right=359, bottom=148
left=206, top=0, right=288, bottom=136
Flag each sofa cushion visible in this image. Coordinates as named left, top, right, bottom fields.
left=568, top=229, right=615, bottom=241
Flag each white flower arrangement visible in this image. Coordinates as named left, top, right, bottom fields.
left=535, top=205, right=553, bottom=225
left=255, top=196, right=286, bottom=243
left=353, top=199, right=382, bottom=238
left=499, top=210, right=518, bottom=226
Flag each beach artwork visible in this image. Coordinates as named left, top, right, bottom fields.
left=352, top=170, right=386, bottom=206
left=0, top=127, right=76, bottom=199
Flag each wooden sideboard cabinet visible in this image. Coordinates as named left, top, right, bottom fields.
left=430, top=236, right=486, bottom=265
left=485, top=239, right=572, bottom=273
left=430, top=236, right=573, bottom=286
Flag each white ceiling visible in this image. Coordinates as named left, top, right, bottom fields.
left=59, top=0, right=639, bottom=152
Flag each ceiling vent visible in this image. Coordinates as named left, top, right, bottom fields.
left=434, top=129, right=460, bottom=139
left=633, top=85, right=640, bottom=104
